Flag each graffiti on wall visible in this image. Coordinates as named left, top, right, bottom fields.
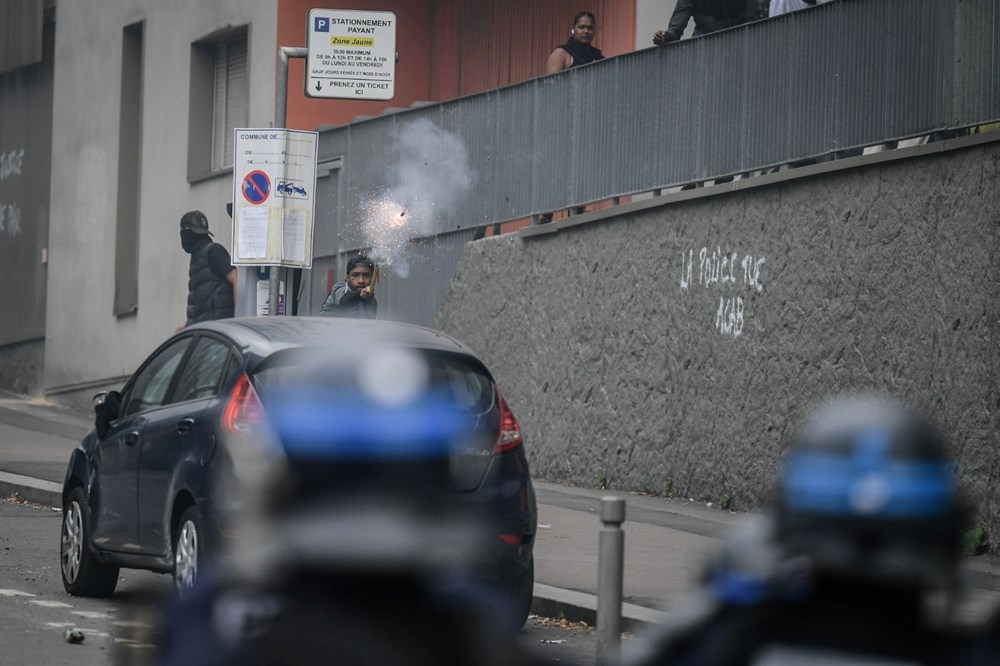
left=0, top=147, right=25, bottom=238
left=680, top=246, right=766, bottom=337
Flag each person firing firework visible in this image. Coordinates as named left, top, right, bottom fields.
left=319, top=255, right=378, bottom=320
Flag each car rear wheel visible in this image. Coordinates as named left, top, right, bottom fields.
left=60, top=487, right=119, bottom=597
left=173, top=505, right=208, bottom=593
left=506, top=556, right=534, bottom=628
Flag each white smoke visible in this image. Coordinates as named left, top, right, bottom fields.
left=360, top=118, right=476, bottom=277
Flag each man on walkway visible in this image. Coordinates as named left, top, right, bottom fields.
left=178, top=210, right=236, bottom=330
left=320, top=256, right=378, bottom=319
left=653, top=0, right=760, bottom=45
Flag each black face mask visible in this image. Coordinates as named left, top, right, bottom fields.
left=180, top=229, right=207, bottom=253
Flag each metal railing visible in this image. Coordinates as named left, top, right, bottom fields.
left=302, top=0, right=1000, bottom=326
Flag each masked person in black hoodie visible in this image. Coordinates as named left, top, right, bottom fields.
left=545, top=11, right=604, bottom=74
left=177, top=210, right=237, bottom=332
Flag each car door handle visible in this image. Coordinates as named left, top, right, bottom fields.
left=176, top=418, right=196, bottom=434
left=124, top=431, right=140, bottom=446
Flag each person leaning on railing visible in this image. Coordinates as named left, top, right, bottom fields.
left=653, top=0, right=761, bottom=45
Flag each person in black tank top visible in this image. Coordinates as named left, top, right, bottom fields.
left=545, top=11, right=604, bottom=74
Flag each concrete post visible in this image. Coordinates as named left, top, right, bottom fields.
left=596, top=496, right=626, bottom=666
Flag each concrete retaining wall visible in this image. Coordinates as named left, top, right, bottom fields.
left=438, top=141, right=1000, bottom=535
left=0, top=339, right=44, bottom=396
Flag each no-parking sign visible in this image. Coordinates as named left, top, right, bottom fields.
left=231, top=128, right=318, bottom=268
left=242, top=170, right=271, bottom=204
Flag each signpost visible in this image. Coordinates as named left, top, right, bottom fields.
left=306, top=8, right=396, bottom=100
left=231, top=128, right=318, bottom=315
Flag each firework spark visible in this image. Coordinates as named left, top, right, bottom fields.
left=362, top=195, right=414, bottom=274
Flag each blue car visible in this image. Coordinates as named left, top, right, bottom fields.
left=59, top=317, right=537, bottom=624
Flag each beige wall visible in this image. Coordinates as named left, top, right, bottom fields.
left=45, top=0, right=278, bottom=392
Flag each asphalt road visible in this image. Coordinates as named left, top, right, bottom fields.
left=0, top=499, right=165, bottom=666
left=0, top=497, right=605, bottom=666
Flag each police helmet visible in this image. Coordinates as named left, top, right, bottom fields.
left=179, top=210, right=212, bottom=235
left=703, top=515, right=811, bottom=606
left=216, top=346, right=498, bottom=581
left=775, top=394, right=965, bottom=590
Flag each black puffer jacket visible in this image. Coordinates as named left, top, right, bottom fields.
left=186, top=241, right=234, bottom=324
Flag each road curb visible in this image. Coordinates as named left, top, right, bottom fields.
left=0, top=471, right=61, bottom=508
left=531, top=583, right=669, bottom=633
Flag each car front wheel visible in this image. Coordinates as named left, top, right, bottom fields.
left=60, top=487, right=119, bottom=597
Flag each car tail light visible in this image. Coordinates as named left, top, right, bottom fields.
left=222, top=373, right=265, bottom=434
left=494, top=390, right=523, bottom=454
left=498, top=533, right=520, bottom=545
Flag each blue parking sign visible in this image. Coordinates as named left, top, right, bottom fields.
left=314, top=17, right=329, bottom=32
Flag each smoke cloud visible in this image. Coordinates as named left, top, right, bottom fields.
left=359, top=118, right=476, bottom=277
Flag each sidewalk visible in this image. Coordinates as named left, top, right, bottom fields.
left=2, top=391, right=1000, bottom=633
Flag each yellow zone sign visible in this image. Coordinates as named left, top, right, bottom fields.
left=331, top=35, right=375, bottom=47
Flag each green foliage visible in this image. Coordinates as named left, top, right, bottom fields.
left=661, top=479, right=674, bottom=497
left=963, top=526, right=989, bottom=556
left=719, top=494, right=732, bottom=511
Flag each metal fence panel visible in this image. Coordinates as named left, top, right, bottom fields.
left=377, top=228, right=478, bottom=328
left=954, top=0, right=1000, bottom=126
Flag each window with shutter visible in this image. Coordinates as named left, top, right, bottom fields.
left=188, top=26, right=248, bottom=181
left=211, top=37, right=248, bottom=171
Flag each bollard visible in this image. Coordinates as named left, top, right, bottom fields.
left=596, top=496, right=626, bottom=666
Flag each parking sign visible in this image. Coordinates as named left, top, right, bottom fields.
left=306, top=8, right=396, bottom=100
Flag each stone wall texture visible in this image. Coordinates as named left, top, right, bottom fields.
left=437, top=142, right=1000, bottom=536
left=0, top=339, right=44, bottom=396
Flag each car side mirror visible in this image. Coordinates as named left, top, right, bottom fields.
left=93, top=391, right=122, bottom=439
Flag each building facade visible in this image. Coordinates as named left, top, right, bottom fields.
left=1, top=0, right=652, bottom=399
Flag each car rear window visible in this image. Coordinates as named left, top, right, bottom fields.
left=252, top=349, right=496, bottom=415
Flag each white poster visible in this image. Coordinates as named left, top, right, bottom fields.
left=237, top=207, right=269, bottom=259
left=281, top=209, right=307, bottom=263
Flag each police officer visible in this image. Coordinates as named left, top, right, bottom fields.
left=629, top=394, right=969, bottom=666
left=155, top=347, right=548, bottom=666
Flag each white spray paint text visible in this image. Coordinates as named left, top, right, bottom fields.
left=679, top=245, right=766, bottom=337
left=0, top=148, right=24, bottom=181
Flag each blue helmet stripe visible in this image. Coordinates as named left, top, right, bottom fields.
left=783, top=452, right=954, bottom=517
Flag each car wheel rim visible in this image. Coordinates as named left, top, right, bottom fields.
left=174, top=520, right=198, bottom=591
left=61, top=501, right=83, bottom=584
